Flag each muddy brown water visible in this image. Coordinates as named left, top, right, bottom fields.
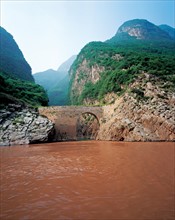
left=0, top=141, right=174, bottom=220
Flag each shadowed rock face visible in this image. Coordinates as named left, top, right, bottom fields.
left=0, top=104, right=54, bottom=146
left=76, top=113, right=100, bottom=140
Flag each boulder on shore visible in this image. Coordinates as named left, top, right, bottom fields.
left=0, top=104, right=54, bottom=146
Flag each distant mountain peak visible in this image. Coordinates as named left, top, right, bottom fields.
left=57, top=55, right=77, bottom=72
left=116, top=19, right=171, bottom=40
left=106, top=19, right=173, bottom=44
left=33, top=55, right=77, bottom=106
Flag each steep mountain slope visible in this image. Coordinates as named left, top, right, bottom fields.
left=0, top=72, right=48, bottom=108
left=69, top=40, right=175, bottom=105
left=34, top=55, right=76, bottom=106
left=57, top=55, right=77, bottom=72
left=0, top=28, right=54, bottom=146
left=0, top=27, right=48, bottom=108
left=48, top=75, right=69, bottom=106
left=69, top=19, right=175, bottom=141
left=159, top=24, right=175, bottom=39
left=0, top=26, right=34, bottom=82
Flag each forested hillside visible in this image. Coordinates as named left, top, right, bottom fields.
left=0, top=27, right=48, bottom=108
left=69, top=19, right=175, bottom=105
left=69, top=40, right=175, bottom=105
left=0, top=26, right=34, bottom=82
left=159, top=24, right=175, bottom=39
left=0, top=72, right=48, bottom=108
left=68, top=19, right=175, bottom=141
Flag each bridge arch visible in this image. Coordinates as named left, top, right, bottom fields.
left=81, top=111, right=100, bottom=123
left=39, top=106, right=103, bottom=141
left=76, top=112, right=100, bottom=140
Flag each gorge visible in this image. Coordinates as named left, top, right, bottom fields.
left=0, top=19, right=175, bottom=145
left=1, top=4, right=175, bottom=219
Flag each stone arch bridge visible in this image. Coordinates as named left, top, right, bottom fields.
left=39, top=106, right=103, bottom=141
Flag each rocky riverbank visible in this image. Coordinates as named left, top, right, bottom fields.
left=1, top=72, right=175, bottom=146
left=0, top=104, right=54, bottom=146
left=97, top=74, right=175, bottom=141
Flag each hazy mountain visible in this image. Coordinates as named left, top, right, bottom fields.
left=33, top=55, right=76, bottom=106
left=106, top=19, right=173, bottom=43
left=48, top=75, right=69, bottom=106
left=0, top=26, right=34, bottom=82
left=57, top=55, right=77, bottom=72
left=159, top=24, right=175, bottom=39
left=34, top=69, right=67, bottom=91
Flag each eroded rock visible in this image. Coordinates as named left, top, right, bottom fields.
left=0, top=104, right=54, bottom=146
left=97, top=73, right=175, bottom=142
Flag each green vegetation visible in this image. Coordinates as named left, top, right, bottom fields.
left=69, top=40, right=175, bottom=105
left=34, top=70, right=69, bottom=106
left=33, top=56, right=76, bottom=106
left=48, top=75, right=69, bottom=106
left=0, top=71, right=48, bottom=108
left=0, top=27, right=34, bottom=82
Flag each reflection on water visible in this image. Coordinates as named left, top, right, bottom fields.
left=0, top=141, right=174, bottom=220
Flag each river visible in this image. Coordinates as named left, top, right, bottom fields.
left=0, top=141, right=174, bottom=220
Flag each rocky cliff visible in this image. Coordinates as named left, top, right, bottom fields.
left=69, top=19, right=175, bottom=141
left=97, top=72, right=175, bottom=141
left=69, top=46, right=104, bottom=104
left=0, top=104, right=54, bottom=146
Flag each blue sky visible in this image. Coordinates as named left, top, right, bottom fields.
left=1, top=0, right=175, bottom=73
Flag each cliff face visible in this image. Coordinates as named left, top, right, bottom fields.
left=68, top=19, right=175, bottom=141
left=98, top=73, right=175, bottom=141
left=69, top=56, right=104, bottom=104
left=0, top=27, right=34, bottom=82
left=0, top=104, right=54, bottom=146
left=69, top=60, right=175, bottom=141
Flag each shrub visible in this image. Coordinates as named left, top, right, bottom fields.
left=0, top=71, right=48, bottom=107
